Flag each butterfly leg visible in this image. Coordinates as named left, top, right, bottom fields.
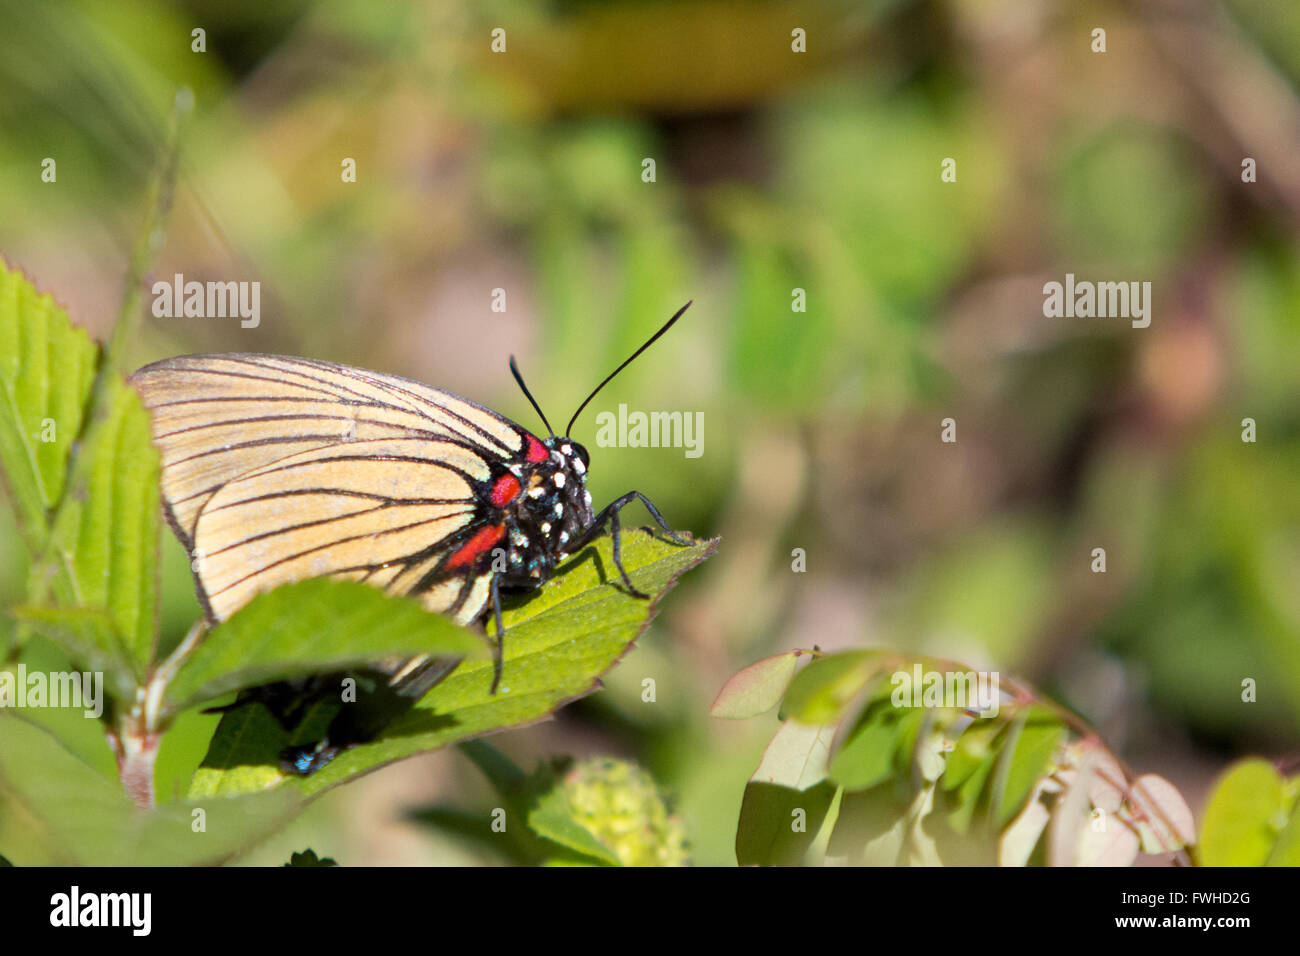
left=628, top=490, right=693, bottom=547
left=573, top=490, right=690, bottom=599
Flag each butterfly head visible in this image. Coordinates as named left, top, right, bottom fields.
left=536, top=437, right=594, bottom=559
left=502, top=436, right=594, bottom=580
left=504, top=300, right=690, bottom=579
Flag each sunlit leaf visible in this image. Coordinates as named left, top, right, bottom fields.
left=44, top=378, right=160, bottom=679
left=163, top=578, right=489, bottom=714
left=780, top=651, right=877, bottom=725
left=526, top=783, right=622, bottom=867
left=1197, top=759, right=1297, bottom=866
left=710, top=651, right=800, bottom=719
left=828, top=701, right=906, bottom=792
left=190, top=531, right=716, bottom=798
left=0, top=261, right=98, bottom=552
left=989, top=707, right=1064, bottom=830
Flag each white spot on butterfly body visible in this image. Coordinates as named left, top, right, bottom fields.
left=553, top=472, right=566, bottom=488
left=572, top=458, right=586, bottom=476
left=553, top=502, right=564, bottom=517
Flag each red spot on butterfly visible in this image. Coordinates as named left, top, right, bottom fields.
left=489, top=474, right=520, bottom=507
left=524, top=434, right=548, bottom=463
left=446, top=524, right=506, bottom=570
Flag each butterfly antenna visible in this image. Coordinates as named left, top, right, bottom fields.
left=565, top=301, right=692, bottom=438
left=509, top=356, right=555, bottom=437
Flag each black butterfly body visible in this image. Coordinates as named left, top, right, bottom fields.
left=131, top=304, right=691, bottom=774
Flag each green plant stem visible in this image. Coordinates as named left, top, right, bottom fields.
left=107, top=716, right=160, bottom=811
left=72, top=87, right=191, bottom=808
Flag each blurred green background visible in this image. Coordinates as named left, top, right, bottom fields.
left=1, top=0, right=1299, bottom=865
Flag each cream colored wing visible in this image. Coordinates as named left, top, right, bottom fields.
left=130, top=353, right=521, bottom=623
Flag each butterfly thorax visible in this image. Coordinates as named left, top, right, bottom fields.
left=496, top=436, right=594, bottom=585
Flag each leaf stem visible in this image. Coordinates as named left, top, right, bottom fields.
left=143, top=619, right=208, bottom=729
left=106, top=708, right=159, bottom=810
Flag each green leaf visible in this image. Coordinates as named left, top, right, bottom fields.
left=0, top=713, right=297, bottom=865
left=163, top=578, right=490, bottom=714
left=735, top=719, right=837, bottom=866
left=736, top=781, right=838, bottom=867
left=44, top=378, right=160, bottom=678
left=827, top=785, right=911, bottom=865
left=0, top=261, right=98, bottom=552
left=409, top=804, right=555, bottom=865
left=533, top=756, right=689, bottom=866
left=1198, top=759, right=1299, bottom=866
left=989, top=707, right=1064, bottom=830
left=780, top=651, right=877, bottom=725
left=416, top=749, right=688, bottom=866
left=710, top=651, right=800, bottom=719
left=527, top=783, right=623, bottom=867
left=828, top=701, right=907, bottom=792
left=457, top=739, right=528, bottom=793
left=941, top=719, right=1000, bottom=792
left=1268, top=802, right=1300, bottom=866
left=943, top=722, right=1002, bottom=834
left=8, top=606, right=140, bottom=702
left=411, top=749, right=616, bottom=866
left=190, top=531, right=717, bottom=798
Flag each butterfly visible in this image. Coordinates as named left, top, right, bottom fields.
left=130, top=302, right=692, bottom=773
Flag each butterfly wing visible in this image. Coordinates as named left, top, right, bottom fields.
left=130, top=353, right=526, bottom=624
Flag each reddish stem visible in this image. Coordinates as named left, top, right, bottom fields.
left=110, top=722, right=159, bottom=810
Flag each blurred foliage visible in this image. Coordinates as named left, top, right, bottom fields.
left=0, top=713, right=300, bottom=865
left=1, top=0, right=1299, bottom=864
left=413, top=743, right=690, bottom=865
left=1196, top=757, right=1300, bottom=866
left=725, top=649, right=1195, bottom=866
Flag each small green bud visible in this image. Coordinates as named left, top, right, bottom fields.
left=560, top=757, right=690, bottom=866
